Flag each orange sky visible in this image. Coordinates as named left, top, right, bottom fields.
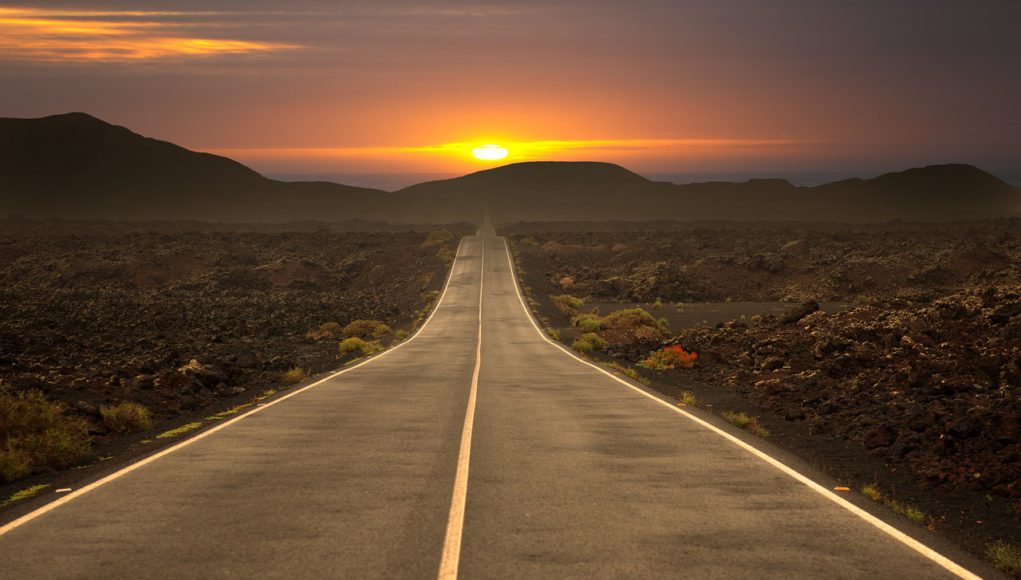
left=1, top=2, right=1019, bottom=175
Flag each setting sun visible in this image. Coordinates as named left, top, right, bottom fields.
left=472, top=144, right=509, bottom=161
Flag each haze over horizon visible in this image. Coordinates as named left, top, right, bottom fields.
left=2, top=1, right=1019, bottom=176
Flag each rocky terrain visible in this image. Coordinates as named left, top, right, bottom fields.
left=0, top=219, right=468, bottom=486
left=506, top=219, right=1021, bottom=572
left=503, top=219, right=1021, bottom=303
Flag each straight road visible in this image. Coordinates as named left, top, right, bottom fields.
left=0, top=227, right=983, bottom=579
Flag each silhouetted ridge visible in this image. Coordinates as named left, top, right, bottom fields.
left=0, top=112, right=388, bottom=221
left=2, top=113, right=1018, bottom=222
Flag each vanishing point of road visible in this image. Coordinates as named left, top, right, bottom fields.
left=0, top=225, right=989, bottom=579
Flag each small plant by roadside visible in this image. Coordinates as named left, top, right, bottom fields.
left=678, top=391, right=697, bottom=406
left=606, top=362, right=649, bottom=385
left=100, top=402, right=153, bottom=434
left=859, top=484, right=929, bottom=526
left=0, top=389, right=92, bottom=483
left=546, top=327, right=561, bottom=340
left=721, top=411, right=770, bottom=438
left=156, top=422, right=202, bottom=439
left=552, top=294, right=584, bottom=315
left=861, top=484, right=883, bottom=502
left=339, top=337, right=383, bottom=356
left=986, top=540, right=1021, bottom=575
left=394, top=329, right=409, bottom=341
left=652, top=297, right=663, bottom=309
left=638, top=345, right=698, bottom=370
left=1, top=484, right=48, bottom=507
left=342, top=319, right=392, bottom=339
left=282, top=367, right=308, bottom=385
left=571, top=313, right=602, bottom=333
left=572, top=332, right=608, bottom=353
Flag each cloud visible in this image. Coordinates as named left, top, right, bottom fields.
left=0, top=7, right=297, bottom=62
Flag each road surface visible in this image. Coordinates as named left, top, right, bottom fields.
left=0, top=228, right=984, bottom=579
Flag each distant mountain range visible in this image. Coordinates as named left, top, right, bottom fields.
left=2, top=113, right=1019, bottom=223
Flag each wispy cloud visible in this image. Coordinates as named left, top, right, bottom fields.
left=0, top=7, right=297, bottom=62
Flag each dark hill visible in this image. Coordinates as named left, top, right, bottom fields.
left=0, top=113, right=391, bottom=221
left=399, top=161, right=1020, bottom=222
left=3, top=113, right=1018, bottom=223
left=394, top=161, right=671, bottom=221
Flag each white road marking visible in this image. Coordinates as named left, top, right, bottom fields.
left=437, top=236, right=485, bottom=580
left=0, top=239, right=467, bottom=538
left=501, top=238, right=981, bottom=580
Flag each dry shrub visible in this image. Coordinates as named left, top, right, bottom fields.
left=551, top=294, right=584, bottom=316
left=282, top=367, right=308, bottom=384
left=308, top=321, right=343, bottom=339
left=600, top=308, right=667, bottom=343
left=0, top=389, right=91, bottom=483
left=100, top=402, right=153, bottom=434
left=343, top=319, right=391, bottom=338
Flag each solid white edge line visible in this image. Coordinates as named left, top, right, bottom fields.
left=501, top=237, right=981, bottom=580
left=437, top=235, right=484, bottom=580
left=0, top=238, right=468, bottom=537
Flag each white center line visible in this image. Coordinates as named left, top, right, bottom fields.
left=437, top=236, right=485, bottom=580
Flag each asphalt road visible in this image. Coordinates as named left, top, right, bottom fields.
left=0, top=228, right=985, bottom=579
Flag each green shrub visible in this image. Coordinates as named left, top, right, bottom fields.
left=551, top=294, right=584, bottom=315
left=861, top=484, right=883, bottom=502
left=546, top=327, right=561, bottom=341
left=0, top=389, right=92, bottom=483
left=721, top=411, right=769, bottom=437
left=339, top=337, right=383, bottom=355
left=343, top=319, right=391, bottom=338
left=987, top=541, right=1021, bottom=574
left=340, top=337, right=367, bottom=354
left=572, top=313, right=602, bottom=333
left=100, top=402, right=153, bottom=434
left=281, top=367, right=308, bottom=384
left=394, top=329, right=409, bottom=340
left=572, top=332, right=607, bottom=353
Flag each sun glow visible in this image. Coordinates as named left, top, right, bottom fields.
left=471, top=144, right=509, bottom=161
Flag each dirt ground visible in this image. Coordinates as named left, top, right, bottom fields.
left=505, top=219, right=1021, bottom=575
